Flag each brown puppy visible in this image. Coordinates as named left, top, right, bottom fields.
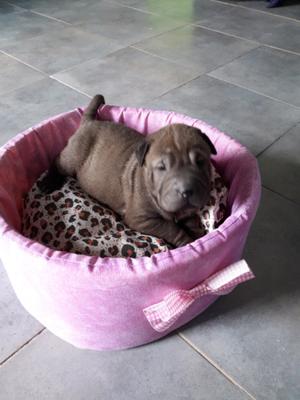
left=41, top=95, right=217, bottom=247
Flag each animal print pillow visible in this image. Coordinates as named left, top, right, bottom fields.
left=22, top=165, right=227, bottom=258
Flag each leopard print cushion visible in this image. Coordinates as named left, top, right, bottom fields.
left=22, top=165, right=227, bottom=258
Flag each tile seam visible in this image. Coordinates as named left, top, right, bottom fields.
left=177, top=332, right=257, bottom=400
left=0, top=328, right=46, bottom=367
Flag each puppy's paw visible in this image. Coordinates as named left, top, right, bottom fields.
left=178, top=215, right=205, bottom=240
left=173, top=232, right=194, bottom=248
left=37, top=166, right=66, bottom=194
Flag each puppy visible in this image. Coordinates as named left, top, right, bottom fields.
left=41, top=95, right=217, bottom=247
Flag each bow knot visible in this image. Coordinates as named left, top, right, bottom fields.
left=143, top=260, right=254, bottom=332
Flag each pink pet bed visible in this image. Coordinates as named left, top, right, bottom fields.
left=0, top=105, right=261, bottom=350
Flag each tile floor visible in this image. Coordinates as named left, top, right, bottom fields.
left=0, top=0, right=299, bottom=399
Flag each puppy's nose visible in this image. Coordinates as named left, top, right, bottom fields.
left=181, top=189, right=193, bottom=199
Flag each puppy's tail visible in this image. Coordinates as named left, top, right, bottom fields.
left=82, top=94, right=105, bottom=123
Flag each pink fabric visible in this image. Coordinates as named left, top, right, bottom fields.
left=143, top=259, right=254, bottom=332
left=0, top=105, right=261, bottom=350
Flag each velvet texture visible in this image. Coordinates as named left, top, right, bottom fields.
left=0, top=105, right=261, bottom=350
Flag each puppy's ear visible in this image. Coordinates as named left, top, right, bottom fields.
left=135, top=140, right=150, bottom=166
left=199, top=131, right=217, bottom=155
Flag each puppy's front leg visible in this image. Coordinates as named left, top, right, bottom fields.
left=134, top=217, right=193, bottom=248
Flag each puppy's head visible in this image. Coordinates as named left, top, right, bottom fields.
left=136, top=123, right=217, bottom=214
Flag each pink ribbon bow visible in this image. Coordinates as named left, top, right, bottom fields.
left=143, top=260, right=254, bottom=332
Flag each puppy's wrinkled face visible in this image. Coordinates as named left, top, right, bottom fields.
left=143, top=124, right=216, bottom=214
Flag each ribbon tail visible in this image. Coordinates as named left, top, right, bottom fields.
left=143, top=292, right=195, bottom=333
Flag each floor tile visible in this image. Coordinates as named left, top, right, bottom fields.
left=222, top=0, right=300, bottom=21
left=73, top=2, right=185, bottom=46
left=0, top=1, right=24, bottom=13
left=2, top=26, right=123, bottom=75
left=134, top=25, right=258, bottom=73
left=6, top=0, right=98, bottom=11
left=0, top=260, right=43, bottom=364
left=0, top=0, right=299, bottom=396
left=0, top=78, right=88, bottom=146
left=121, top=0, right=231, bottom=23
left=195, top=5, right=300, bottom=54
left=15, top=0, right=187, bottom=45
left=53, top=47, right=201, bottom=106
left=179, top=188, right=300, bottom=400
left=0, top=52, right=45, bottom=95
left=0, top=10, right=66, bottom=47
left=0, top=330, right=251, bottom=400
left=210, top=46, right=300, bottom=108
left=258, top=124, right=300, bottom=204
left=147, top=75, right=300, bottom=155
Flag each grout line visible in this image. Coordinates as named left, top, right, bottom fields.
left=262, top=185, right=300, bottom=206
left=206, top=74, right=300, bottom=110
left=177, top=332, right=257, bottom=400
left=49, top=76, right=92, bottom=98
left=147, top=73, right=205, bottom=103
left=5, top=1, right=26, bottom=13
left=114, top=3, right=167, bottom=17
left=108, top=0, right=182, bottom=18
left=42, top=22, right=190, bottom=77
left=9, top=0, right=300, bottom=57
left=203, top=46, right=261, bottom=74
left=144, top=50, right=300, bottom=111
left=256, top=120, right=300, bottom=158
left=190, top=24, right=260, bottom=47
left=129, top=23, right=190, bottom=48
left=130, top=45, right=193, bottom=67
left=134, top=40, right=260, bottom=79
left=192, top=22, right=300, bottom=57
left=0, top=328, right=46, bottom=367
left=5, top=2, right=72, bottom=26
left=105, top=0, right=160, bottom=16
left=114, top=0, right=300, bottom=25
left=0, top=50, right=48, bottom=76
left=47, top=51, right=121, bottom=76
left=131, top=46, right=263, bottom=108
left=211, top=0, right=300, bottom=24
left=30, top=10, right=72, bottom=25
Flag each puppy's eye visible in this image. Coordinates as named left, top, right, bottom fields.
left=157, top=162, right=166, bottom=171
left=196, top=159, right=205, bottom=168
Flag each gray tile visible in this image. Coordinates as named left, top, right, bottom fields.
left=0, top=78, right=88, bottom=146
left=210, top=46, right=300, bottom=108
left=179, top=188, right=300, bottom=400
left=72, top=2, right=186, bottom=46
left=147, top=75, right=300, bottom=155
left=6, top=0, right=98, bottom=11
left=2, top=26, right=123, bottom=75
left=258, top=124, right=300, bottom=204
left=0, top=53, right=45, bottom=95
left=0, top=330, right=251, bottom=400
left=120, top=0, right=231, bottom=23
left=0, top=260, right=43, bottom=364
left=134, top=25, right=258, bottom=73
left=195, top=5, right=300, bottom=54
left=223, top=0, right=300, bottom=21
left=15, top=0, right=186, bottom=45
left=6, top=0, right=97, bottom=12
left=53, top=47, right=201, bottom=106
left=0, top=10, right=66, bottom=47
left=0, top=1, right=24, bottom=13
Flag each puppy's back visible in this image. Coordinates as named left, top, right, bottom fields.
left=74, top=120, right=143, bottom=212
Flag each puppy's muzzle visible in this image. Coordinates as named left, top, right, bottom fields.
left=161, top=172, right=210, bottom=214
left=174, top=172, right=202, bottom=201
left=177, top=187, right=193, bottom=200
